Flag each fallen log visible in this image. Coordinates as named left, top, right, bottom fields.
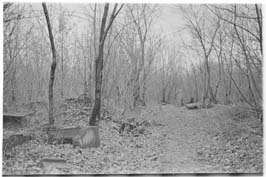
left=3, top=112, right=33, bottom=128
left=3, top=113, right=27, bottom=123
left=3, top=134, right=33, bottom=155
left=3, top=112, right=34, bottom=122
left=160, top=100, right=170, bottom=105
left=185, top=103, right=201, bottom=109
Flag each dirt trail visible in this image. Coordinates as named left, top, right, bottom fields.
left=157, top=105, right=224, bottom=173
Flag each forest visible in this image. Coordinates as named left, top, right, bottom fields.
left=3, top=3, right=263, bottom=174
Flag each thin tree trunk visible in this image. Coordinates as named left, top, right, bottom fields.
left=233, top=5, right=262, bottom=102
left=90, top=43, right=104, bottom=125
left=192, top=64, right=198, bottom=102
left=10, top=67, right=17, bottom=103
left=255, top=4, right=263, bottom=56
left=42, top=3, right=57, bottom=125
left=61, top=30, right=64, bottom=99
left=89, top=3, right=123, bottom=125
left=89, top=4, right=109, bottom=126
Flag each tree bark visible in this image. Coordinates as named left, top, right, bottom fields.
left=42, top=3, right=57, bottom=125
left=89, top=4, right=109, bottom=126
left=255, top=4, right=263, bottom=56
left=191, top=64, right=199, bottom=102
left=89, top=3, right=123, bottom=126
left=60, top=27, right=64, bottom=99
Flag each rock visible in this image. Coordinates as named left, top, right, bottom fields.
left=72, top=126, right=100, bottom=148
left=41, top=158, right=68, bottom=174
left=47, top=126, right=100, bottom=148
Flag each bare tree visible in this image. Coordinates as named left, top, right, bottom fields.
left=4, top=3, right=13, bottom=12
left=89, top=3, right=123, bottom=126
left=207, top=4, right=262, bottom=117
left=58, top=7, right=65, bottom=99
left=42, top=3, right=57, bottom=125
left=181, top=5, right=220, bottom=104
left=3, top=4, right=35, bottom=103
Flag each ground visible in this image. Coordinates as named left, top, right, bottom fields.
left=158, top=104, right=262, bottom=173
left=2, top=99, right=263, bottom=174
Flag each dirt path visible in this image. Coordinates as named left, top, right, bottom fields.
left=157, top=105, right=223, bottom=173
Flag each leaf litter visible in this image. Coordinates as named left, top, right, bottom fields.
left=2, top=99, right=263, bottom=174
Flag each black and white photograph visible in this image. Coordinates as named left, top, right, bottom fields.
left=2, top=2, right=263, bottom=175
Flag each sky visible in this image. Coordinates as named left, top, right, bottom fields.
left=51, top=3, right=190, bottom=45
left=4, top=2, right=198, bottom=69
left=24, top=3, right=194, bottom=69
left=155, top=5, right=191, bottom=46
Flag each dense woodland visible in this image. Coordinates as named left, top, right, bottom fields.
left=3, top=3, right=263, bottom=174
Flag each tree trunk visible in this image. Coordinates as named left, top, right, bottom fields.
left=42, top=3, right=57, bottom=125
left=255, top=4, right=263, bottom=55
left=89, top=3, right=123, bottom=126
left=89, top=3, right=123, bottom=125
left=89, top=42, right=104, bottom=125
left=60, top=31, right=64, bottom=99
left=192, top=65, right=198, bottom=102
left=89, top=4, right=109, bottom=126
left=11, top=69, right=16, bottom=103
left=162, top=87, right=166, bottom=103
left=141, top=81, right=147, bottom=106
left=133, top=82, right=141, bottom=107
